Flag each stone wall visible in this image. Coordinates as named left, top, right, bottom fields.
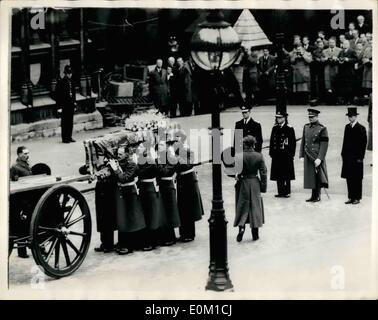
left=11, top=111, right=103, bottom=142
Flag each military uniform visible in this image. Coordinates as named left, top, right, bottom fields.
left=269, top=113, right=296, bottom=197
left=56, top=66, right=76, bottom=143
left=176, top=147, right=204, bottom=242
left=234, top=138, right=267, bottom=241
left=234, top=106, right=263, bottom=153
left=157, top=150, right=180, bottom=245
left=94, top=167, right=117, bottom=252
left=137, top=152, right=167, bottom=249
left=299, top=109, right=329, bottom=201
left=113, top=157, right=145, bottom=253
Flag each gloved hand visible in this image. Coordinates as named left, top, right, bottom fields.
left=108, top=159, right=119, bottom=171
left=314, top=158, right=321, bottom=167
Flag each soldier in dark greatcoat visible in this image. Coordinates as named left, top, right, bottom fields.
left=234, top=106, right=263, bottom=154
left=137, top=142, right=167, bottom=250
left=269, top=111, right=296, bottom=198
left=175, top=136, right=204, bottom=242
left=94, top=161, right=117, bottom=253
left=108, top=142, right=146, bottom=254
left=234, top=136, right=267, bottom=242
left=55, top=65, right=76, bottom=143
left=341, top=107, right=367, bottom=205
left=156, top=140, right=181, bottom=245
left=299, top=109, right=329, bottom=202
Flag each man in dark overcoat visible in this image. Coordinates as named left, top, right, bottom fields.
left=234, top=136, right=267, bottom=242
left=337, top=40, right=358, bottom=105
left=175, top=57, right=193, bottom=117
left=269, top=111, right=296, bottom=198
left=310, top=39, right=326, bottom=104
left=341, top=107, right=367, bottom=204
left=149, top=59, right=169, bottom=115
left=56, top=65, right=77, bottom=143
left=258, top=48, right=276, bottom=102
left=234, top=106, right=263, bottom=154
left=299, top=109, right=329, bottom=202
left=323, top=37, right=341, bottom=101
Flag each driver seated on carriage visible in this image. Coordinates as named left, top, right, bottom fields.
left=10, top=146, right=51, bottom=258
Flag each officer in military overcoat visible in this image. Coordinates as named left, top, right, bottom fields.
left=269, top=111, right=297, bottom=197
left=234, top=106, right=263, bottom=154
left=299, top=109, right=329, bottom=202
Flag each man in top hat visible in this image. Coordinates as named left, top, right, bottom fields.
left=56, top=65, right=77, bottom=143
left=341, top=107, right=367, bottom=204
left=299, top=108, right=329, bottom=202
left=269, top=111, right=296, bottom=198
left=234, top=106, right=263, bottom=154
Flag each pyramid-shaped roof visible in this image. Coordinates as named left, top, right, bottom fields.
left=233, top=9, right=272, bottom=49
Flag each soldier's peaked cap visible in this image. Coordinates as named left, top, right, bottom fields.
left=240, top=105, right=251, bottom=112
left=275, top=111, right=288, bottom=117
left=307, top=108, right=320, bottom=116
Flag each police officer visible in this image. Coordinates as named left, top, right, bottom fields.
left=234, top=106, right=263, bottom=154
left=341, top=107, right=367, bottom=204
left=56, top=65, right=77, bottom=143
left=269, top=111, right=296, bottom=198
left=299, top=109, right=329, bottom=202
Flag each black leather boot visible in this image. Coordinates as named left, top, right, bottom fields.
left=252, top=228, right=259, bottom=241
left=236, top=226, right=245, bottom=242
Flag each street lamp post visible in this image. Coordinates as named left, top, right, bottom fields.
left=190, top=10, right=241, bottom=292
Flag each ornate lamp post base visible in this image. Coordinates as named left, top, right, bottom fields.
left=206, top=206, right=233, bottom=292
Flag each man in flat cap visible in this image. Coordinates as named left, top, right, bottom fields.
left=341, top=107, right=367, bottom=204
left=234, top=106, right=263, bottom=154
left=299, top=108, right=329, bottom=202
left=56, top=65, right=77, bottom=143
left=269, top=111, right=297, bottom=198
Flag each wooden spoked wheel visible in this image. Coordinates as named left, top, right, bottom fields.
left=30, top=184, right=91, bottom=278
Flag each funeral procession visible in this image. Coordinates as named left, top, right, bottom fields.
left=4, top=5, right=375, bottom=297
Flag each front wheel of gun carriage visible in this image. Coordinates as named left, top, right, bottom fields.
left=30, top=184, right=92, bottom=278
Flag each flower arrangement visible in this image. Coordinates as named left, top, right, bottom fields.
left=125, top=110, right=181, bottom=139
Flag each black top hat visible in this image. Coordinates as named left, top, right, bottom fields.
left=275, top=111, right=288, bottom=117
left=346, top=107, right=359, bottom=116
left=307, top=108, right=320, bottom=116
left=64, top=65, right=72, bottom=74
left=240, top=105, right=251, bottom=112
